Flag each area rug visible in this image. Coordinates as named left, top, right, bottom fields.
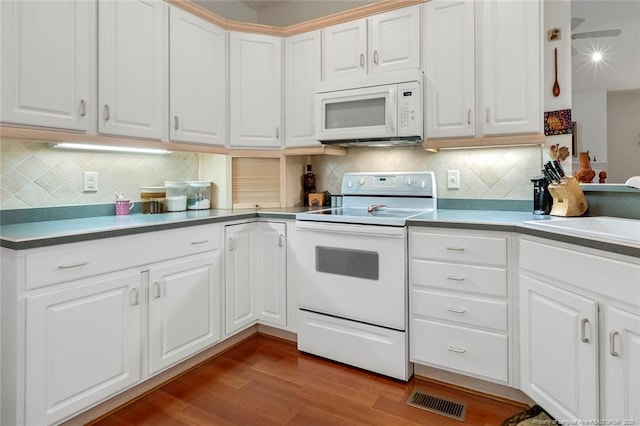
left=502, top=405, right=557, bottom=426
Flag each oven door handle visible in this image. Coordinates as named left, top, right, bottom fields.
left=295, top=221, right=405, bottom=238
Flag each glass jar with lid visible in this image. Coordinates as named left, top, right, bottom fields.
left=140, top=186, right=166, bottom=214
left=164, top=181, right=187, bottom=212
left=186, top=181, right=212, bottom=210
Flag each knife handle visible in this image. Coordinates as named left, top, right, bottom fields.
left=552, top=160, right=565, bottom=177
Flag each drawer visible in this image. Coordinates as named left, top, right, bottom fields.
left=519, top=238, right=640, bottom=305
left=410, top=230, right=507, bottom=266
left=411, top=259, right=507, bottom=297
left=26, top=224, right=221, bottom=289
left=410, top=318, right=509, bottom=383
left=411, top=289, right=508, bottom=331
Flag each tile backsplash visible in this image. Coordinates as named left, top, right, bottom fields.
left=0, top=139, right=198, bottom=209
left=310, top=145, right=542, bottom=200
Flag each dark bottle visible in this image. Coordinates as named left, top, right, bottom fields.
left=303, top=164, right=316, bottom=206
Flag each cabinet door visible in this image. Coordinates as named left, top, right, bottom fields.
left=148, top=252, right=221, bottom=374
left=369, top=5, right=421, bottom=74
left=169, top=7, right=226, bottom=145
left=25, top=272, right=141, bottom=426
left=225, top=222, right=258, bottom=333
left=284, top=31, right=321, bottom=148
left=602, top=307, right=640, bottom=422
left=229, top=32, right=282, bottom=147
left=424, top=0, right=475, bottom=138
left=1, top=0, right=94, bottom=130
left=257, top=222, right=287, bottom=326
left=98, top=0, right=167, bottom=139
left=519, top=274, right=598, bottom=422
left=323, top=19, right=367, bottom=81
left=479, top=0, right=541, bottom=135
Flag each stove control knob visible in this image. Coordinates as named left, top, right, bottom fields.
left=406, top=177, right=413, bottom=186
left=347, top=180, right=354, bottom=188
left=358, top=177, right=366, bottom=186
left=420, top=180, right=427, bottom=189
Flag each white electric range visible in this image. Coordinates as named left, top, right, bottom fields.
left=295, top=171, right=437, bottom=380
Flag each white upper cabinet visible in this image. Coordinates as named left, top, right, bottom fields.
left=0, top=0, right=95, bottom=131
left=169, top=6, right=226, bottom=146
left=368, top=5, right=421, bottom=74
left=323, top=5, right=421, bottom=81
left=323, top=19, right=368, bottom=81
left=424, top=0, right=475, bottom=138
left=479, top=0, right=541, bottom=135
left=229, top=32, right=282, bottom=148
left=424, top=0, right=541, bottom=140
left=98, top=0, right=168, bottom=140
left=284, top=30, right=321, bottom=148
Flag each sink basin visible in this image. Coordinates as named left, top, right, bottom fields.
left=523, top=216, right=640, bottom=247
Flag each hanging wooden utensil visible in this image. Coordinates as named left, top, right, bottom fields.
left=553, top=48, right=561, bottom=97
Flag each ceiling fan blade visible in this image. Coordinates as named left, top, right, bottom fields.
left=571, top=17, right=585, bottom=30
left=572, top=29, right=622, bottom=39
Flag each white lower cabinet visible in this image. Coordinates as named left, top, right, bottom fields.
left=148, top=252, right=222, bottom=374
left=25, top=271, right=142, bottom=426
left=409, top=227, right=512, bottom=385
left=519, top=236, right=640, bottom=423
left=225, top=221, right=288, bottom=335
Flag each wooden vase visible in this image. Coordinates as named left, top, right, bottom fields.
left=574, top=151, right=596, bottom=183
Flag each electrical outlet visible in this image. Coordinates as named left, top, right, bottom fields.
left=83, top=172, right=98, bottom=192
left=447, top=170, right=460, bottom=189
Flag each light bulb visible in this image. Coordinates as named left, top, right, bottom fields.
left=592, top=51, right=603, bottom=62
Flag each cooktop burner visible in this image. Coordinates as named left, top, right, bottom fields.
left=296, top=171, right=437, bottom=226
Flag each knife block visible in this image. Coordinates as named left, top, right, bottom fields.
left=547, top=177, right=588, bottom=217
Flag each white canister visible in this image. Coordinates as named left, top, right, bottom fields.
left=164, top=181, right=188, bottom=212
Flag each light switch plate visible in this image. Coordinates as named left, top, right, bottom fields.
left=83, top=171, right=98, bottom=192
left=447, top=170, right=460, bottom=189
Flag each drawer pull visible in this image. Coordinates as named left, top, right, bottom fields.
left=446, top=306, right=466, bottom=314
left=447, top=345, right=466, bottom=354
left=580, top=318, right=590, bottom=343
left=446, top=275, right=466, bottom=281
left=609, top=330, right=620, bottom=357
left=278, top=234, right=285, bottom=248
left=191, top=239, right=209, bottom=245
left=58, top=261, right=89, bottom=269
left=446, top=246, right=465, bottom=252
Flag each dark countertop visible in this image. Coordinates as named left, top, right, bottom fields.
left=1, top=207, right=638, bottom=258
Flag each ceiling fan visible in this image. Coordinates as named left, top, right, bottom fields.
left=571, top=17, right=622, bottom=56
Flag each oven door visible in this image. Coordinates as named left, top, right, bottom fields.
left=315, top=84, right=398, bottom=141
left=295, top=220, right=406, bottom=330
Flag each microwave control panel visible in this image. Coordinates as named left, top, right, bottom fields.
left=398, top=82, right=422, bottom=136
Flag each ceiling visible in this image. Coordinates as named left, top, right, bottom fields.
left=239, top=0, right=287, bottom=11
left=571, top=0, right=640, bottom=92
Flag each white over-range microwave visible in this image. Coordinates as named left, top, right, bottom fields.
left=315, top=70, right=424, bottom=147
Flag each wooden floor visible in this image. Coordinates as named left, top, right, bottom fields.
left=92, top=335, right=526, bottom=426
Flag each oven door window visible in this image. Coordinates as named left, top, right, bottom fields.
left=316, top=246, right=378, bottom=280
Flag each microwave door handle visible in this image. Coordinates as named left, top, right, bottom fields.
left=388, top=88, right=397, bottom=132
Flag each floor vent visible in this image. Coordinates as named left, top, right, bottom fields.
left=406, top=389, right=468, bottom=422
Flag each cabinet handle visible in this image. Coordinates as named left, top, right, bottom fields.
left=278, top=234, right=285, bottom=248
left=152, top=282, right=161, bottom=299
left=58, top=261, right=89, bottom=269
left=485, top=108, right=490, bottom=124
left=130, top=288, right=140, bottom=306
left=276, top=127, right=280, bottom=139
left=447, top=345, right=466, bottom=354
left=467, top=109, right=471, bottom=126
left=104, top=104, right=110, bottom=121
left=174, top=115, right=179, bottom=130
left=228, top=237, right=235, bottom=252
left=580, top=318, right=590, bottom=343
left=80, top=99, right=87, bottom=117
left=446, top=306, right=466, bottom=314
left=360, top=53, right=365, bottom=68
left=446, top=246, right=465, bottom=252
left=609, top=330, right=620, bottom=357
left=191, top=239, right=209, bottom=245
left=373, top=50, right=379, bottom=65
left=446, top=274, right=466, bottom=282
